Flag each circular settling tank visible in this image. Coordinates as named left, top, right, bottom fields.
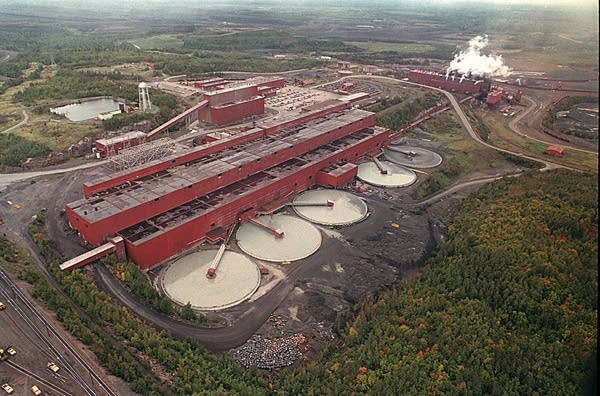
left=384, top=145, right=443, bottom=169
left=357, top=160, right=417, bottom=188
left=235, top=214, right=322, bottom=262
left=292, top=189, right=368, bottom=226
left=162, top=250, right=260, bottom=311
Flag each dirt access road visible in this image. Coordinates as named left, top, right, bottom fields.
left=0, top=109, right=28, bottom=135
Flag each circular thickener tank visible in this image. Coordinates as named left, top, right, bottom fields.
left=292, top=189, right=368, bottom=226
left=357, top=160, right=417, bottom=188
left=161, top=249, right=260, bottom=311
left=384, top=145, right=443, bottom=169
left=235, top=214, right=322, bottom=263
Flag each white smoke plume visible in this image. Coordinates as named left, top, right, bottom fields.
left=447, top=35, right=511, bottom=78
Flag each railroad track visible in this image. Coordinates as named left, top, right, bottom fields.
left=6, top=360, right=75, bottom=396
left=0, top=270, right=96, bottom=395
left=0, top=269, right=118, bottom=396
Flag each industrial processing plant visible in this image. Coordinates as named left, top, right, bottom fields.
left=62, top=78, right=397, bottom=272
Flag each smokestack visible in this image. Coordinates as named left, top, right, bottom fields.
left=447, top=35, right=511, bottom=78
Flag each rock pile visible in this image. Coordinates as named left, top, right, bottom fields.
left=232, top=333, right=306, bottom=369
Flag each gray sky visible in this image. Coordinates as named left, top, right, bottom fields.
left=5, top=0, right=599, bottom=6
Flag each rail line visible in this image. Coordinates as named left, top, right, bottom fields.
left=0, top=268, right=118, bottom=396
left=6, top=360, right=75, bottom=396
left=501, top=80, right=598, bottom=95
left=0, top=270, right=96, bottom=395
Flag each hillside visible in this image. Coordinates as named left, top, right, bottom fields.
left=276, top=170, right=597, bottom=395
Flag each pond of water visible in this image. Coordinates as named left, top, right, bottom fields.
left=50, top=98, right=120, bottom=122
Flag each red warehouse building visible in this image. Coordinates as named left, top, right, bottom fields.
left=66, top=104, right=387, bottom=269
left=408, top=70, right=488, bottom=95
left=94, top=131, right=148, bottom=158
left=196, top=77, right=285, bottom=126
left=546, top=145, right=564, bottom=157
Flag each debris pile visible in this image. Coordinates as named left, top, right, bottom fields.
left=232, top=333, right=306, bottom=369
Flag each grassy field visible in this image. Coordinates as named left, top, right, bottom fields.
left=0, top=66, right=101, bottom=153
left=345, top=41, right=436, bottom=53
left=496, top=30, right=598, bottom=77
left=406, top=111, right=517, bottom=200
left=477, top=108, right=598, bottom=172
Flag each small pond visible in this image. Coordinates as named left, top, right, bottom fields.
left=50, top=98, right=120, bottom=122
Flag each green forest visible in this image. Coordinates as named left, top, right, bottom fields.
left=5, top=169, right=594, bottom=395
left=182, top=30, right=361, bottom=53
left=0, top=133, right=52, bottom=167
left=275, top=170, right=597, bottom=394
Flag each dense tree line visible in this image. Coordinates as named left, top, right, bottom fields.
left=0, top=26, right=113, bottom=52
left=12, top=69, right=140, bottom=106
left=376, top=93, right=441, bottom=131
left=0, top=134, right=51, bottom=167
left=0, top=60, right=29, bottom=79
left=366, top=96, right=404, bottom=113
left=343, top=47, right=455, bottom=65
left=183, top=30, right=361, bottom=53
left=155, top=51, right=321, bottom=76
left=275, top=170, right=597, bottom=394
left=11, top=69, right=182, bottom=131
left=27, top=212, right=268, bottom=395
left=108, top=259, right=212, bottom=325
left=14, top=150, right=597, bottom=395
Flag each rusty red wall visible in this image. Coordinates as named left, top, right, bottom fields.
left=75, top=118, right=374, bottom=243
left=124, top=129, right=389, bottom=269
left=82, top=110, right=368, bottom=199
left=204, top=85, right=258, bottom=107
left=208, top=97, right=264, bottom=126
left=316, top=164, right=358, bottom=187
left=83, top=128, right=266, bottom=197
left=95, top=135, right=147, bottom=158
left=260, top=77, right=285, bottom=89
left=408, top=70, right=481, bottom=95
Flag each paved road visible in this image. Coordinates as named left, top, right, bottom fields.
left=414, top=171, right=523, bottom=207
left=329, top=74, right=588, bottom=171
left=0, top=160, right=107, bottom=190
left=510, top=96, right=598, bottom=155
left=1, top=109, right=29, bottom=134
left=440, top=84, right=563, bottom=171
left=95, top=263, right=296, bottom=351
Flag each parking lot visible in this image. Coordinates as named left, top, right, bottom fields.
left=265, top=86, right=339, bottom=115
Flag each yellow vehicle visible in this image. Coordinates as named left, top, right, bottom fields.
left=47, top=362, right=60, bottom=373
left=31, top=385, right=42, bottom=395
left=0, top=302, right=6, bottom=310
left=1, top=384, right=13, bottom=394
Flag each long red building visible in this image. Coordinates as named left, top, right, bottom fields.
left=408, top=70, right=489, bottom=95
left=66, top=100, right=388, bottom=269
